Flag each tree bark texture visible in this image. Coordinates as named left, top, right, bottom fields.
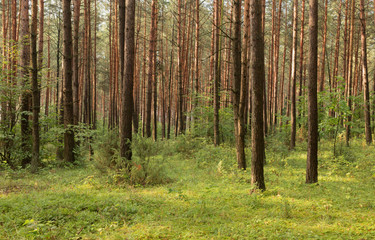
left=63, top=0, right=75, bottom=163
left=250, top=0, right=266, bottom=191
left=306, top=0, right=318, bottom=184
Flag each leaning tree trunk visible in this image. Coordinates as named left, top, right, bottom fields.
left=306, top=0, right=318, bottom=184
left=250, top=0, right=266, bottom=191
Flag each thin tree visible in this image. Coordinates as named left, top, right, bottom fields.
left=250, top=0, right=266, bottom=191
left=152, top=2, right=158, bottom=141
left=73, top=0, right=81, bottom=125
left=298, top=0, right=305, bottom=115
left=62, top=0, right=75, bottom=163
left=9, top=0, right=17, bottom=132
left=345, top=0, right=355, bottom=146
left=333, top=0, right=342, bottom=89
left=319, top=0, right=328, bottom=92
left=213, top=0, right=222, bottom=146
left=233, top=0, right=246, bottom=169
left=290, top=0, right=298, bottom=150
left=146, top=0, right=157, bottom=138
left=20, top=0, right=31, bottom=167
left=360, top=0, right=372, bottom=144
left=177, top=0, right=184, bottom=134
left=1, top=0, right=7, bottom=125
left=193, top=0, right=200, bottom=119
left=83, top=0, right=91, bottom=126
left=306, top=0, right=318, bottom=184
left=272, top=0, right=282, bottom=126
left=31, top=0, right=39, bottom=172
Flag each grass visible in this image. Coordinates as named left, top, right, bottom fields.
left=1, top=137, right=375, bottom=239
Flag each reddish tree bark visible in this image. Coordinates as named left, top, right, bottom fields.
left=319, top=0, right=328, bottom=92
left=233, top=0, right=246, bottom=169
left=31, top=0, right=39, bottom=172
left=290, top=0, right=298, bottom=150
left=120, top=0, right=135, bottom=163
left=62, top=0, right=75, bottom=163
left=20, top=0, right=31, bottom=167
left=306, top=0, right=318, bottom=184
left=250, top=0, right=266, bottom=191
left=360, top=0, right=372, bottom=144
left=73, top=0, right=81, bottom=125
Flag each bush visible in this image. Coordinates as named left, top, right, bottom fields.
left=92, top=128, right=120, bottom=172
left=92, top=132, right=171, bottom=186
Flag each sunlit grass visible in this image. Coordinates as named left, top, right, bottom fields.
left=1, top=137, right=375, bottom=239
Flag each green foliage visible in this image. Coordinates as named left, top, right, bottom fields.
left=192, top=95, right=235, bottom=143
left=92, top=128, right=120, bottom=172
left=2, top=138, right=375, bottom=239
left=92, top=131, right=170, bottom=186
left=318, top=77, right=350, bottom=140
left=173, top=134, right=205, bottom=158
left=130, top=135, right=171, bottom=186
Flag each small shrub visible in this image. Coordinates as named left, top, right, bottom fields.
left=130, top=135, right=171, bottom=186
left=92, top=128, right=120, bottom=172
left=93, top=132, right=170, bottom=186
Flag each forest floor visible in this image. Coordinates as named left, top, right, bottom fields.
left=1, top=136, right=375, bottom=239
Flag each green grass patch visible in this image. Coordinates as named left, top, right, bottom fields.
left=1, top=138, right=375, bottom=239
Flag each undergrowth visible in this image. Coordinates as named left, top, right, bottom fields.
left=1, top=136, right=375, bottom=239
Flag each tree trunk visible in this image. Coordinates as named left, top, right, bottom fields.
left=233, top=0, right=246, bottom=170
left=279, top=4, right=288, bottom=127
left=93, top=0, right=97, bottom=130
left=1, top=0, right=8, bottom=126
left=290, top=0, right=298, bottom=150
left=63, top=0, right=75, bottom=163
left=83, top=0, right=91, bottom=126
left=9, top=0, right=17, bottom=131
left=250, top=0, right=266, bottom=191
left=272, top=0, right=282, bottom=127
left=45, top=36, right=50, bottom=117
left=319, top=0, right=328, bottom=92
left=298, top=0, right=305, bottom=119
left=20, top=0, right=31, bottom=167
left=73, top=0, right=81, bottom=125
left=213, top=0, right=222, bottom=146
left=333, top=0, right=342, bottom=89
left=152, top=2, right=158, bottom=141
left=360, top=0, right=372, bottom=145
left=306, top=0, right=318, bottom=184
left=120, top=0, right=135, bottom=163
left=345, top=0, right=355, bottom=146
left=193, top=0, right=199, bottom=121
left=177, top=0, right=184, bottom=134
left=146, top=0, right=157, bottom=138
left=31, top=0, right=39, bottom=172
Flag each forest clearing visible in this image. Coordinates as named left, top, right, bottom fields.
left=1, top=0, right=375, bottom=238
left=1, top=137, right=375, bottom=239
